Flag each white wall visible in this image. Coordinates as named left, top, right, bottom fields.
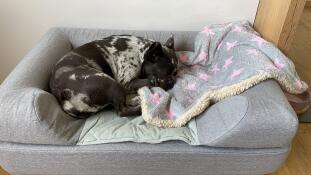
left=0, top=0, right=259, bottom=83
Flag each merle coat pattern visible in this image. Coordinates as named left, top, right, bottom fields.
left=49, top=35, right=177, bottom=118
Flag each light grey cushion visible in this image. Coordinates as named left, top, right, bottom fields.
left=0, top=27, right=298, bottom=149
left=1, top=28, right=71, bottom=90
left=0, top=88, right=83, bottom=145
left=196, top=80, right=298, bottom=148
left=0, top=27, right=198, bottom=145
left=0, top=141, right=289, bottom=175
left=0, top=27, right=298, bottom=175
left=0, top=28, right=84, bottom=145
left=60, top=27, right=198, bottom=51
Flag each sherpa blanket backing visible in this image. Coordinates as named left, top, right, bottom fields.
left=138, top=21, right=308, bottom=128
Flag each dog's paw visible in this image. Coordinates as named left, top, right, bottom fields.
left=118, top=105, right=141, bottom=116
left=126, top=94, right=141, bottom=107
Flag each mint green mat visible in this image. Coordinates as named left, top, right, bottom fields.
left=77, top=110, right=200, bottom=145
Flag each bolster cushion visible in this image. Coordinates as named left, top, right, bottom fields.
left=196, top=80, right=298, bottom=148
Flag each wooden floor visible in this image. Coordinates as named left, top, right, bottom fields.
left=0, top=168, right=8, bottom=175
left=0, top=167, right=8, bottom=175
left=1, top=5, right=311, bottom=175
left=271, top=123, right=311, bottom=175
left=272, top=5, right=311, bottom=175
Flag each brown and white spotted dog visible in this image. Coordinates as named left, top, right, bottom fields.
left=49, top=35, right=178, bottom=118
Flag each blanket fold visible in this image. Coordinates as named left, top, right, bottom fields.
left=138, top=21, right=308, bottom=128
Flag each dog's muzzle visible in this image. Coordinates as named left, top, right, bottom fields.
left=157, top=75, right=176, bottom=90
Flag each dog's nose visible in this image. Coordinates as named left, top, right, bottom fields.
left=168, top=78, right=175, bottom=85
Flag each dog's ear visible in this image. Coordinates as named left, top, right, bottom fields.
left=145, top=42, right=162, bottom=63
left=149, top=42, right=162, bottom=54
left=164, top=34, right=174, bottom=50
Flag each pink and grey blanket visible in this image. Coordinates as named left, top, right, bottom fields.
left=138, top=21, right=308, bottom=128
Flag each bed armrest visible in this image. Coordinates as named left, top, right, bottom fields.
left=1, top=28, right=72, bottom=90
left=0, top=28, right=84, bottom=145
left=0, top=88, right=84, bottom=145
left=196, top=79, right=298, bottom=148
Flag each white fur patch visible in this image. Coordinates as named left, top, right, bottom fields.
left=69, top=93, right=99, bottom=112
left=81, top=75, right=90, bottom=79
left=85, top=59, right=103, bottom=71
left=94, top=72, right=105, bottom=76
left=69, top=74, right=76, bottom=80
left=55, top=66, right=74, bottom=79
left=94, top=72, right=115, bottom=81
left=63, top=100, right=74, bottom=111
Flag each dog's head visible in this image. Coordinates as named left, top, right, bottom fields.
left=142, top=35, right=178, bottom=90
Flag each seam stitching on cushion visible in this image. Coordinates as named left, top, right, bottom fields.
left=208, top=96, right=250, bottom=145
left=78, top=135, right=195, bottom=145
left=33, top=89, right=41, bottom=121
left=0, top=146, right=289, bottom=156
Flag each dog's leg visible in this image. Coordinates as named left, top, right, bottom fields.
left=118, top=105, right=141, bottom=116
left=126, top=94, right=141, bottom=107
left=112, top=89, right=141, bottom=116
left=126, top=78, right=152, bottom=92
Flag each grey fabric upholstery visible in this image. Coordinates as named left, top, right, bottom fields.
left=197, top=79, right=298, bottom=148
left=1, top=28, right=71, bottom=90
left=0, top=27, right=299, bottom=174
left=0, top=88, right=83, bottom=145
left=0, top=28, right=84, bottom=145
left=0, top=141, right=289, bottom=175
left=0, top=28, right=198, bottom=145
left=60, top=27, right=198, bottom=51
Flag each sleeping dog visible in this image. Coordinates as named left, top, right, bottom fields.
left=49, top=35, right=178, bottom=118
